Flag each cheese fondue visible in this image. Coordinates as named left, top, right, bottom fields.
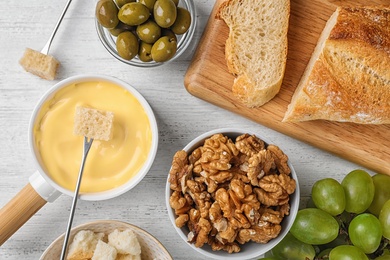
left=33, top=81, right=152, bottom=193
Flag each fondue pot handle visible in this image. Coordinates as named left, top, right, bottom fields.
left=0, top=171, right=61, bottom=246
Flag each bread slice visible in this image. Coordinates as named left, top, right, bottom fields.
left=74, top=106, right=114, bottom=141
left=283, top=6, right=390, bottom=124
left=216, top=0, right=290, bottom=107
left=19, top=48, right=60, bottom=80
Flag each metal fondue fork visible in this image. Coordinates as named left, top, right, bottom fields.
left=41, top=0, right=73, bottom=55
left=60, top=137, right=94, bottom=260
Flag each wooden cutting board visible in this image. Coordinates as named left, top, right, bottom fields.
left=185, top=0, right=390, bottom=175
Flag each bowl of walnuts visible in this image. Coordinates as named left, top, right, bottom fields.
left=95, top=0, right=196, bottom=67
left=165, top=128, right=300, bottom=259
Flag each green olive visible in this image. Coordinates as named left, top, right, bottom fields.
left=115, top=0, right=136, bottom=8
left=96, top=0, right=119, bottom=29
left=116, top=31, right=139, bottom=60
left=138, top=0, right=156, bottom=12
left=138, top=41, right=153, bottom=62
left=151, top=35, right=177, bottom=62
left=118, top=2, right=150, bottom=26
left=153, top=0, right=177, bottom=28
left=171, top=7, right=191, bottom=34
left=136, top=20, right=161, bottom=44
left=161, top=28, right=177, bottom=42
left=109, top=21, right=135, bottom=36
left=171, top=0, right=179, bottom=6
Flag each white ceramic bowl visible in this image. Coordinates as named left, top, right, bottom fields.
left=28, top=75, right=159, bottom=201
left=165, top=128, right=300, bottom=260
left=96, top=0, right=196, bottom=67
left=40, top=220, right=172, bottom=260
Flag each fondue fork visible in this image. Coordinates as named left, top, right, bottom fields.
left=60, top=137, right=93, bottom=260
left=60, top=107, right=114, bottom=260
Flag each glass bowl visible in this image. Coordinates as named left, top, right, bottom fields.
left=165, top=128, right=300, bottom=259
left=96, top=0, right=196, bottom=67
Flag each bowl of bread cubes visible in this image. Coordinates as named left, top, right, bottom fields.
left=40, top=220, right=172, bottom=259
left=95, top=0, right=196, bottom=67
left=165, top=128, right=300, bottom=259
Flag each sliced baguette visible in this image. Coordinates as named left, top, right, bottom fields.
left=283, top=6, right=390, bottom=124
left=216, top=0, right=290, bottom=107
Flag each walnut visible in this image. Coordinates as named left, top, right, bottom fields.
left=235, top=134, right=265, bottom=156
left=217, top=221, right=238, bottom=243
left=169, top=191, right=187, bottom=210
left=247, top=150, right=276, bottom=186
left=267, top=144, right=291, bottom=175
left=259, top=207, right=283, bottom=225
left=230, top=179, right=245, bottom=199
left=185, top=180, right=212, bottom=218
left=188, top=217, right=212, bottom=248
left=195, top=176, right=219, bottom=194
left=196, top=134, right=239, bottom=174
left=169, top=191, right=192, bottom=217
left=175, top=214, right=189, bottom=228
left=277, top=203, right=291, bottom=217
left=169, top=150, right=189, bottom=191
left=237, top=223, right=281, bottom=244
left=208, top=170, right=234, bottom=184
left=215, top=188, right=235, bottom=219
left=254, top=174, right=296, bottom=206
left=208, top=237, right=241, bottom=253
left=209, top=202, right=228, bottom=232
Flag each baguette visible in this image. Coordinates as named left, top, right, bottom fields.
left=283, top=6, right=390, bottom=124
left=216, top=0, right=290, bottom=107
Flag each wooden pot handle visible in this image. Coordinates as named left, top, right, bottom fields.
left=0, top=183, right=47, bottom=246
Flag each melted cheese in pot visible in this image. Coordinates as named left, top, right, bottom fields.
left=33, top=81, right=152, bottom=193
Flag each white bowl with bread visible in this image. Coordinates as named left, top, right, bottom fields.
left=165, top=128, right=300, bottom=259
left=40, top=220, right=172, bottom=260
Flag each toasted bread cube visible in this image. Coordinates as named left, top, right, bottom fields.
left=66, top=230, right=105, bottom=260
left=108, top=229, right=141, bottom=255
left=19, top=48, right=60, bottom=80
left=74, top=106, right=114, bottom=141
left=91, top=240, right=117, bottom=260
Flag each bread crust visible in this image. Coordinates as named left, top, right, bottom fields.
left=217, top=0, right=290, bottom=107
left=284, top=6, right=390, bottom=124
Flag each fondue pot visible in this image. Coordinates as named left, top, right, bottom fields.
left=0, top=75, right=159, bottom=245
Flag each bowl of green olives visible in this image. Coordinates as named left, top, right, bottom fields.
left=95, top=0, right=196, bottom=67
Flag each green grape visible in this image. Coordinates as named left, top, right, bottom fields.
left=379, top=199, right=390, bottom=239
left=270, top=232, right=315, bottom=260
left=341, top=169, right=374, bottom=214
left=290, top=208, right=339, bottom=245
left=318, top=248, right=332, bottom=259
left=369, top=174, right=390, bottom=216
left=348, top=213, right=382, bottom=254
left=312, top=178, right=346, bottom=216
left=329, top=245, right=369, bottom=260
left=376, top=256, right=390, bottom=260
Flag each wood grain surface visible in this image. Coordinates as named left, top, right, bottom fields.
left=185, top=0, right=390, bottom=176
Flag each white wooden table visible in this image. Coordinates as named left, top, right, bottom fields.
left=0, top=1, right=368, bottom=259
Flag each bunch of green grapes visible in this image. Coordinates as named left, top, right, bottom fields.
left=263, top=169, right=390, bottom=260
